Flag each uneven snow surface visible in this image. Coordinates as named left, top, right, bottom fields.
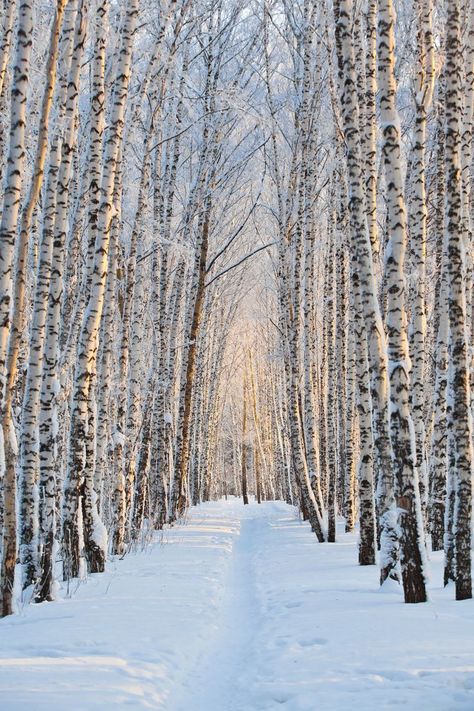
left=1, top=499, right=474, bottom=710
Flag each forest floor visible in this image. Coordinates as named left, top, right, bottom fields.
left=0, top=499, right=474, bottom=710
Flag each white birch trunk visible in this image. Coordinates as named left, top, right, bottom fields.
left=64, top=0, right=138, bottom=576
left=444, top=0, right=473, bottom=601
left=0, top=0, right=34, bottom=618
left=378, top=0, right=428, bottom=603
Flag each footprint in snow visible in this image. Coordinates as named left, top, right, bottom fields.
left=274, top=636, right=290, bottom=648
left=271, top=692, right=295, bottom=705
left=298, top=637, right=328, bottom=647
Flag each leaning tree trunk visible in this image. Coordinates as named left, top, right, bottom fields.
left=171, top=203, right=211, bottom=519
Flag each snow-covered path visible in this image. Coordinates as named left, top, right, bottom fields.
left=1, top=499, right=474, bottom=710
left=172, top=509, right=263, bottom=711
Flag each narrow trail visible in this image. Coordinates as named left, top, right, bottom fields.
left=1, top=499, right=473, bottom=711
left=172, top=510, right=264, bottom=711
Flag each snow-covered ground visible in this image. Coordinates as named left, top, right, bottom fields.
left=1, top=499, right=473, bottom=710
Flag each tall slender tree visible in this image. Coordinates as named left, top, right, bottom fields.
left=378, top=0, right=427, bottom=604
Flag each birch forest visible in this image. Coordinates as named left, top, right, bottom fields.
left=0, top=0, right=473, bottom=636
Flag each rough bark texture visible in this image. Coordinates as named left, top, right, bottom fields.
left=444, top=0, right=473, bottom=602
left=378, top=0, right=427, bottom=604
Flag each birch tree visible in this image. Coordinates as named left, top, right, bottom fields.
left=334, top=0, right=397, bottom=580
left=0, top=0, right=34, bottom=617
left=444, top=0, right=473, bottom=601
left=63, top=0, right=138, bottom=579
left=378, top=0, right=427, bottom=604
left=407, top=0, right=435, bottom=520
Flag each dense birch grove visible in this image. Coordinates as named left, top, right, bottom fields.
left=0, top=0, right=473, bottom=616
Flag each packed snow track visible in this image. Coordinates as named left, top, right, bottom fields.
left=0, top=499, right=473, bottom=710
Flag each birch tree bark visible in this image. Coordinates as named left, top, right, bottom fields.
left=64, top=0, right=138, bottom=578
left=17, top=0, right=68, bottom=595
left=334, top=0, right=398, bottom=581
left=241, top=376, right=249, bottom=505
left=378, top=0, right=427, bottom=604
left=426, top=68, right=447, bottom=553
left=0, top=0, right=34, bottom=618
left=171, top=202, right=211, bottom=518
left=444, top=0, right=473, bottom=601
left=408, top=0, right=435, bottom=521
left=0, top=0, right=15, bottom=100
